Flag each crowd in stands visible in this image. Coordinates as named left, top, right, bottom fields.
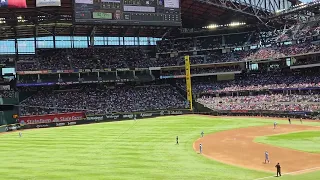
left=196, top=36, right=222, bottom=49
left=197, top=94, right=320, bottom=112
left=16, top=48, right=152, bottom=71
left=19, top=85, right=188, bottom=116
left=0, top=56, right=14, bottom=65
left=179, top=72, right=320, bottom=94
left=156, top=43, right=320, bottom=66
left=0, top=91, right=15, bottom=98
left=244, top=43, right=320, bottom=60
left=13, top=41, right=320, bottom=71
left=161, top=66, right=241, bottom=76
left=157, top=33, right=254, bottom=53
left=191, top=66, right=241, bottom=74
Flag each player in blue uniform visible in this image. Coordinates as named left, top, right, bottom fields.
left=273, top=122, right=277, bottom=129
left=265, top=151, right=270, bottom=163
left=199, top=143, right=202, bottom=154
left=201, top=131, right=204, bottom=138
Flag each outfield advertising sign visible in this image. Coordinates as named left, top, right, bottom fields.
left=24, top=120, right=91, bottom=129
left=15, top=110, right=189, bottom=131
left=86, top=110, right=186, bottom=122
left=18, top=112, right=86, bottom=125
left=5, top=124, right=21, bottom=132
left=86, top=115, right=105, bottom=122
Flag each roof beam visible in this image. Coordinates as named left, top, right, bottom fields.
left=196, top=0, right=270, bottom=21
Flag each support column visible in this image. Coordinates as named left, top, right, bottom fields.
left=53, top=26, right=56, bottom=48
left=34, top=25, right=37, bottom=54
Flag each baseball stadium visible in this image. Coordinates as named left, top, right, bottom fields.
left=0, top=0, right=320, bottom=179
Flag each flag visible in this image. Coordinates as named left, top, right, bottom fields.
left=36, top=0, right=61, bottom=7
left=0, top=0, right=27, bottom=8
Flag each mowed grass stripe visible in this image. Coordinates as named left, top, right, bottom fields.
left=255, top=131, right=320, bottom=153
left=0, top=116, right=317, bottom=180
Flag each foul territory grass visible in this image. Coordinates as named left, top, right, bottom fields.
left=0, top=116, right=318, bottom=180
left=255, top=131, right=320, bottom=153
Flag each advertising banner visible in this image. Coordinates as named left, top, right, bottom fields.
left=14, top=110, right=189, bottom=131
left=0, top=0, right=27, bottom=8
left=86, top=115, right=105, bottom=122
left=5, top=124, right=21, bottom=132
left=36, top=0, right=61, bottom=7
left=23, top=120, right=91, bottom=129
left=18, top=112, right=86, bottom=125
left=86, top=110, right=186, bottom=122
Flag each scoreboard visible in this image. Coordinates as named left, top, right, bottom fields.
left=73, top=0, right=181, bottom=26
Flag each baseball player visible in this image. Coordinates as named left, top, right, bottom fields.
left=275, top=163, right=281, bottom=177
left=19, top=132, right=22, bottom=138
left=201, top=131, right=204, bottom=138
left=300, top=118, right=303, bottom=124
left=288, top=118, right=291, bottom=124
left=134, top=114, right=136, bottom=121
left=265, top=151, right=270, bottom=163
left=176, top=136, right=179, bottom=145
left=199, top=143, right=202, bottom=154
left=273, top=121, right=277, bottom=129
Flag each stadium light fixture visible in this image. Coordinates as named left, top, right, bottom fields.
left=229, top=22, right=246, bottom=27
left=0, top=18, right=5, bottom=24
left=203, top=24, right=218, bottom=29
left=203, top=22, right=246, bottom=29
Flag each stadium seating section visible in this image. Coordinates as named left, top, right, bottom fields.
left=19, top=85, right=188, bottom=116
left=11, top=28, right=320, bottom=116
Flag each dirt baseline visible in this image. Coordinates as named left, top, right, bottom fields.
left=193, top=124, right=320, bottom=173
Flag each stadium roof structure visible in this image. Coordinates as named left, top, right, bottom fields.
left=0, top=0, right=298, bottom=40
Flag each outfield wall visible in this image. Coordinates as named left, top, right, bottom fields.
left=0, top=110, right=191, bottom=133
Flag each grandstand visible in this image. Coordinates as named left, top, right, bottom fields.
left=0, top=0, right=319, bottom=122
left=1, top=0, right=320, bottom=180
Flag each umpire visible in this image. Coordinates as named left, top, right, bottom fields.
left=275, top=163, right=281, bottom=177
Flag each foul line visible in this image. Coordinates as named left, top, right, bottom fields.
left=253, top=167, right=320, bottom=180
left=115, top=119, right=138, bottom=140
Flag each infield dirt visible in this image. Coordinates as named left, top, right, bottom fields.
left=194, top=123, right=320, bottom=173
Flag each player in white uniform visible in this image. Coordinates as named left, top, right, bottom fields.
left=265, top=151, right=270, bottom=163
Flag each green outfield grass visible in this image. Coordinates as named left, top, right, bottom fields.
left=254, top=170, right=320, bottom=180
left=0, top=116, right=319, bottom=180
left=255, top=131, right=320, bottom=153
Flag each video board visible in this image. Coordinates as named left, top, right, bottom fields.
left=73, top=0, right=181, bottom=26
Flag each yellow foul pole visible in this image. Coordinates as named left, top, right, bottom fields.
left=184, top=55, right=193, bottom=111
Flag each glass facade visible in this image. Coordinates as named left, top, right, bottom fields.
left=0, top=36, right=161, bottom=55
